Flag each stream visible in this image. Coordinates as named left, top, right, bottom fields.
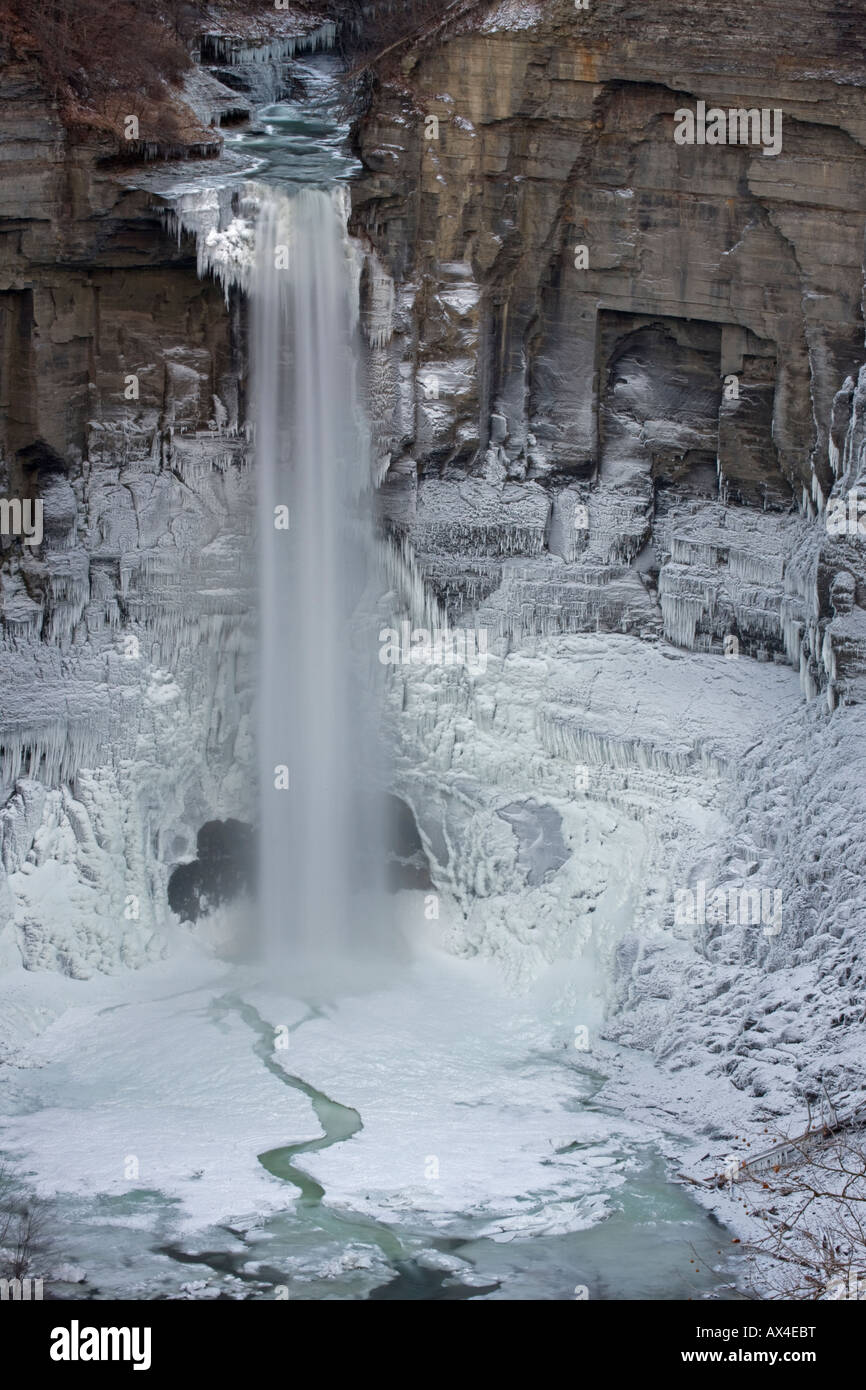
left=0, top=953, right=745, bottom=1300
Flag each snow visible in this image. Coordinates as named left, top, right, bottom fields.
left=245, top=942, right=646, bottom=1236
left=386, top=631, right=804, bottom=991
left=0, top=932, right=730, bottom=1299
left=0, top=953, right=315, bottom=1231
left=481, top=0, right=545, bottom=33
left=0, top=466, right=257, bottom=974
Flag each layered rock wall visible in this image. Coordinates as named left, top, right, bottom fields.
left=352, top=0, right=866, bottom=694
left=0, top=39, right=255, bottom=968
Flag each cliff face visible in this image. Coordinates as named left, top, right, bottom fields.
left=0, top=40, right=256, bottom=972
left=351, top=0, right=866, bottom=693
left=337, top=1, right=866, bottom=1108
left=0, top=0, right=864, bottom=1096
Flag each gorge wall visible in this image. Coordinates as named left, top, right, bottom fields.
left=0, top=0, right=864, bottom=1121
left=0, top=21, right=260, bottom=972
left=349, top=0, right=866, bottom=1110
left=353, top=0, right=866, bottom=697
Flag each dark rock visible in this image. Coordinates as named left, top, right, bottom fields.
left=168, top=818, right=255, bottom=924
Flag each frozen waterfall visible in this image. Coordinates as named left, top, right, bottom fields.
left=253, top=186, right=390, bottom=983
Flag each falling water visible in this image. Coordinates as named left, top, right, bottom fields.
left=254, top=185, right=389, bottom=982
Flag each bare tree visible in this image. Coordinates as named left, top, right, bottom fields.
left=0, top=1162, right=51, bottom=1284
left=328, top=0, right=499, bottom=117
left=735, top=1121, right=866, bottom=1300
left=0, top=0, right=193, bottom=144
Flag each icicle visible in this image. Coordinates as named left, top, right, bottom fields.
left=364, top=251, right=396, bottom=349
left=380, top=530, right=447, bottom=633
left=199, top=23, right=336, bottom=68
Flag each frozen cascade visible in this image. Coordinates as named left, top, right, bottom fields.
left=199, top=23, right=337, bottom=69
left=253, top=185, right=392, bottom=980
left=379, top=530, right=447, bottom=634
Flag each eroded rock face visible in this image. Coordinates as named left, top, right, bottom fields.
left=340, top=2, right=866, bottom=1107
left=0, top=43, right=256, bottom=968
left=351, top=0, right=866, bottom=690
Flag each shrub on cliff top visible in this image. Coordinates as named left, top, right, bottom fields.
left=0, top=0, right=216, bottom=150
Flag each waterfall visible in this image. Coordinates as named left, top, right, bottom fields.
left=254, top=185, right=390, bottom=984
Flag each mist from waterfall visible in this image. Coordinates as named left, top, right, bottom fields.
left=253, top=184, right=391, bottom=986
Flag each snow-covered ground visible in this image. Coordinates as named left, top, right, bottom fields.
left=0, top=925, right=742, bottom=1300
left=5, top=624, right=860, bottom=1298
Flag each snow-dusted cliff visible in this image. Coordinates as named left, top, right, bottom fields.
left=349, top=0, right=866, bottom=1136
left=0, top=0, right=864, bottom=1160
